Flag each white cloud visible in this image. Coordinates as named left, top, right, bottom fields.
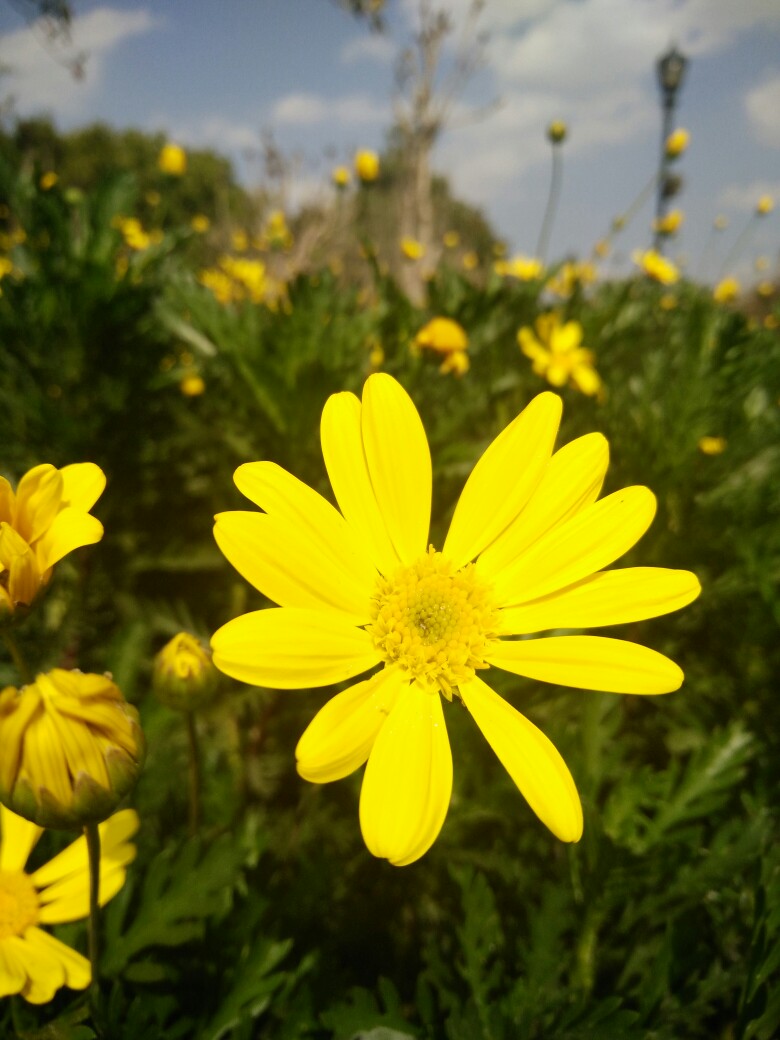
left=340, top=33, right=395, bottom=65
left=718, top=180, right=780, bottom=211
left=745, top=72, right=780, bottom=148
left=168, top=116, right=259, bottom=154
left=272, top=91, right=388, bottom=127
left=0, top=6, right=158, bottom=118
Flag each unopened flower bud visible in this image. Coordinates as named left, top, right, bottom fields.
left=547, top=120, right=567, bottom=144
left=0, top=670, right=144, bottom=829
left=152, top=633, right=219, bottom=712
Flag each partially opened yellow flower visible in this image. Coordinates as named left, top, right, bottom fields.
left=756, top=195, right=774, bottom=216
left=0, top=670, right=144, bottom=829
left=414, top=317, right=468, bottom=355
left=713, top=277, right=740, bottom=304
left=0, top=805, right=137, bottom=1003
left=400, top=237, right=425, bottom=261
left=634, top=249, right=679, bottom=285
left=665, top=128, right=689, bottom=159
left=332, top=166, right=351, bottom=189
left=354, top=150, right=379, bottom=183
left=211, top=376, right=700, bottom=866
left=653, top=209, right=684, bottom=236
left=518, top=314, right=602, bottom=396
left=158, top=142, right=187, bottom=177
left=0, top=463, right=105, bottom=614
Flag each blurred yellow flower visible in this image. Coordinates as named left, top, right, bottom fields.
left=518, top=313, right=602, bottom=396
left=39, top=172, right=58, bottom=191
left=191, top=214, right=210, bottom=233
left=546, top=261, right=597, bottom=297
left=547, top=120, right=567, bottom=144
left=665, top=128, right=689, bottom=159
left=764, top=314, right=778, bottom=329
left=462, top=251, right=479, bottom=271
left=369, top=343, right=385, bottom=368
left=0, top=670, right=144, bottom=829
left=659, top=293, right=677, bottom=310
left=439, top=350, right=470, bottom=377
left=354, top=149, right=379, bottom=183
left=653, top=209, right=684, bottom=235
left=0, top=805, right=138, bottom=1003
left=713, top=215, right=729, bottom=231
left=0, top=463, right=105, bottom=615
left=180, top=373, right=206, bottom=397
left=495, top=255, right=543, bottom=280
left=594, top=239, right=610, bottom=259
left=492, top=241, right=507, bottom=258
left=0, top=256, right=14, bottom=280
left=211, top=374, right=700, bottom=865
left=756, top=195, right=774, bottom=216
left=332, top=166, right=351, bottom=188
left=266, top=210, right=293, bottom=250
left=442, top=230, right=460, bottom=249
left=158, top=142, right=187, bottom=176
left=713, top=277, right=740, bottom=303
left=757, top=280, right=775, bottom=298
left=401, top=237, right=425, bottom=260
left=152, top=632, right=219, bottom=711
left=698, top=436, right=727, bottom=455
left=144, top=190, right=161, bottom=207
left=231, top=229, right=249, bottom=252
left=414, top=317, right=468, bottom=355
left=634, top=249, right=679, bottom=285
left=115, top=216, right=151, bottom=251
left=754, top=256, right=770, bottom=271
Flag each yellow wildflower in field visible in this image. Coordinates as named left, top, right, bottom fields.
left=547, top=120, right=567, bottom=144
left=211, top=375, right=700, bottom=865
left=659, top=293, right=677, bottom=310
left=546, top=261, right=597, bottom=297
left=0, top=463, right=105, bottom=614
left=0, top=670, right=144, bottom=828
left=665, top=128, right=689, bottom=159
left=764, top=314, right=778, bottom=329
left=757, top=281, right=775, bottom=298
left=462, top=251, right=479, bottom=271
left=231, top=229, right=249, bottom=253
left=332, top=166, right=351, bottom=188
left=191, top=214, right=210, bottom=233
left=354, top=149, right=379, bottom=183
left=266, top=210, right=293, bottom=250
left=594, top=239, right=610, bottom=259
left=180, top=373, right=206, bottom=397
left=754, top=256, right=770, bottom=271
left=401, top=237, right=425, bottom=260
left=198, top=267, right=235, bottom=304
left=414, top=318, right=469, bottom=376
left=756, top=195, right=774, bottom=216
left=519, top=313, right=601, bottom=396
left=713, top=277, right=740, bottom=303
left=443, top=230, right=460, bottom=249
left=439, top=350, right=469, bottom=376
left=698, top=436, right=727, bottom=455
left=713, top=215, right=728, bottom=231
left=653, top=209, right=684, bottom=235
left=115, top=217, right=151, bottom=251
left=0, top=256, right=14, bottom=280
left=0, top=806, right=138, bottom=1003
left=158, top=142, right=187, bottom=176
left=495, top=255, right=543, bottom=280
left=634, top=249, right=679, bottom=285
left=39, top=172, right=58, bottom=191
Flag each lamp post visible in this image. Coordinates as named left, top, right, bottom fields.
left=654, top=45, right=688, bottom=252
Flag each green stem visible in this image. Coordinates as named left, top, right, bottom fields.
left=1, top=630, right=33, bottom=685
left=536, top=143, right=563, bottom=262
left=84, top=821, right=103, bottom=1034
left=186, top=711, right=202, bottom=836
left=717, top=216, right=756, bottom=280
left=610, top=170, right=659, bottom=241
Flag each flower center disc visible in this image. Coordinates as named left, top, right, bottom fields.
left=368, top=549, right=499, bottom=697
left=0, top=870, right=39, bottom=939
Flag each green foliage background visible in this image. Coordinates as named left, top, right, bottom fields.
left=0, top=128, right=778, bottom=1040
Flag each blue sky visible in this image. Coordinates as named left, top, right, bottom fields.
left=0, top=0, right=778, bottom=283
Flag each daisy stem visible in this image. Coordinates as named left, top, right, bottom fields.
left=85, top=821, right=103, bottom=1029
left=717, top=216, right=756, bottom=281
left=1, top=630, right=32, bottom=685
left=186, top=711, right=202, bottom=836
left=536, top=142, right=563, bottom=263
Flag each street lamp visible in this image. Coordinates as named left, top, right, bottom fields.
left=654, top=45, right=689, bottom=252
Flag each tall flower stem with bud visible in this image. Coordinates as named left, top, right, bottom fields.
left=718, top=200, right=773, bottom=281
left=536, top=122, right=566, bottom=263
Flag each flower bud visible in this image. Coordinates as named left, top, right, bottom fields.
left=547, top=120, right=567, bottom=144
left=354, top=149, right=379, bottom=183
left=0, top=670, right=144, bottom=829
left=665, top=128, right=689, bottom=159
left=152, top=632, right=219, bottom=712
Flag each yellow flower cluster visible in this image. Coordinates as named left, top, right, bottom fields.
left=494, top=255, right=544, bottom=280
left=199, top=255, right=282, bottom=306
left=546, top=261, right=597, bottom=297
left=114, top=216, right=161, bottom=252
left=518, top=313, right=602, bottom=396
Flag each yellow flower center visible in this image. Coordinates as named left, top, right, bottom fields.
left=0, top=870, right=39, bottom=939
left=368, top=549, right=499, bottom=698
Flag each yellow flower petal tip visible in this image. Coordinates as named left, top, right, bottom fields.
left=0, top=804, right=137, bottom=1002
left=213, top=375, right=700, bottom=864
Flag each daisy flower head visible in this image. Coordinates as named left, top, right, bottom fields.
left=0, top=805, right=138, bottom=1003
left=211, top=376, right=700, bottom=866
left=518, top=313, right=602, bottom=396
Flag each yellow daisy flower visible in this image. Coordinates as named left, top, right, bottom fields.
left=518, top=314, right=602, bottom=396
left=0, top=463, right=105, bottom=614
left=0, top=805, right=137, bottom=1003
left=713, top=277, right=740, bottom=304
left=211, top=376, right=700, bottom=866
left=158, top=142, right=187, bottom=177
left=354, top=150, right=379, bottom=183
left=634, top=249, right=679, bottom=285
left=414, top=317, right=468, bottom=355
left=400, top=237, right=425, bottom=261
left=665, top=128, right=689, bottom=159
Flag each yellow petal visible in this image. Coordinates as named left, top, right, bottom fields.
left=360, top=373, right=431, bottom=564
left=59, top=463, right=106, bottom=512
left=214, top=510, right=375, bottom=622
left=14, top=465, right=62, bottom=544
left=460, top=676, right=582, bottom=841
left=554, top=321, right=583, bottom=353
left=489, top=485, right=656, bottom=607
left=545, top=362, right=570, bottom=387
left=35, top=507, right=104, bottom=573
left=0, top=940, right=34, bottom=998
left=320, top=391, right=401, bottom=576
left=359, top=683, right=452, bottom=866
left=477, top=433, right=609, bottom=579
left=296, top=668, right=406, bottom=782
left=499, top=567, right=702, bottom=634
left=211, top=608, right=381, bottom=689
left=23, top=928, right=90, bottom=991
left=0, top=804, right=43, bottom=872
left=24, top=711, right=72, bottom=805
left=487, top=635, right=684, bottom=693
left=571, top=364, right=601, bottom=396
left=443, top=392, right=562, bottom=570
left=33, top=809, right=138, bottom=890
left=4, top=934, right=64, bottom=1004
left=0, top=476, right=13, bottom=524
